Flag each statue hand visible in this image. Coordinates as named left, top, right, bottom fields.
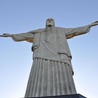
left=2, top=33, right=12, bottom=37
left=89, top=21, right=98, bottom=28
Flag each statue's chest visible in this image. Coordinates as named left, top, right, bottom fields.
left=41, top=29, right=57, bottom=42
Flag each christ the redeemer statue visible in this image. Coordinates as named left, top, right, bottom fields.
left=1, top=18, right=98, bottom=97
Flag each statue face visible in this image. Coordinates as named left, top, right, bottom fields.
left=46, top=18, right=55, bottom=27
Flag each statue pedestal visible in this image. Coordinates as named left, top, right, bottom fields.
left=24, top=94, right=86, bottom=98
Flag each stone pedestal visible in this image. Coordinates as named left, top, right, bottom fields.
left=24, top=94, right=86, bottom=98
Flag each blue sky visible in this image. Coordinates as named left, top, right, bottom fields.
left=0, top=0, right=98, bottom=98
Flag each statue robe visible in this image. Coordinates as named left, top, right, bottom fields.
left=12, top=25, right=90, bottom=97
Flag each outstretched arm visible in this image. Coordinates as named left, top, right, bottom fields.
left=0, top=31, right=35, bottom=43
left=65, top=21, right=98, bottom=39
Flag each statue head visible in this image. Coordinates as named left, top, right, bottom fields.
left=46, top=18, right=55, bottom=28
